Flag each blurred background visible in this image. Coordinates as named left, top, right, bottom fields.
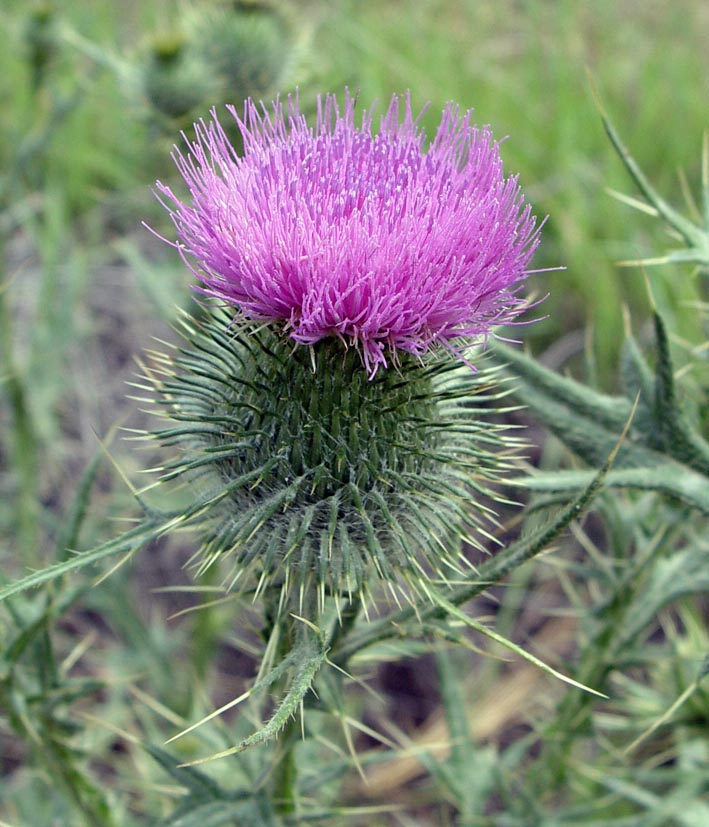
left=1, top=1, right=708, bottom=824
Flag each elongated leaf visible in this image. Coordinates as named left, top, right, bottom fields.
left=180, top=629, right=327, bottom=764
left=618, top=545, right=709, bottom=646
left=650, top=312, right=709, bottom=475
left=487, top=342, right=636, bottom=470
left=488, top=313, right=709, bottom=512
left=0, top=519, right=163, bottom=603
left=514, top=465, right=709, bottom=516
left=429, top=592, right=606, bottom=697
left=145, top=744, right=226, bottom=798
left=55, top=451, right=104, bottom=562
left=147, top=747, right=277, bottom=827
left=591, top=78, right=708, bottom=251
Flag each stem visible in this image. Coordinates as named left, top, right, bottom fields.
left=273, top=711, right=299, bottom=815
left=266, top=588, right=317, bottom=816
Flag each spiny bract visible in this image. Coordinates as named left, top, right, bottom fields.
left=143, top=310, right=522, bottom=608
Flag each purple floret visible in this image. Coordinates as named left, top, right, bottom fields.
left=156, top=91, right=540, bottom=374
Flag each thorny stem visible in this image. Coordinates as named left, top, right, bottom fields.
left=266, top=587, right=320, bottom=816
left=262, top=603, right=298, bottom=815
left=272, top=594, right=363, bottom=814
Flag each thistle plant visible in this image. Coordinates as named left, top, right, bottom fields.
left=120, top=90, right=556, bottom=793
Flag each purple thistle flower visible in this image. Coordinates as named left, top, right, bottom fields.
left=156, top=91, right=540, bottom=374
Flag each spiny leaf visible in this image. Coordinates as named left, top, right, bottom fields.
left=429, top=591, right=606, bottom=697
left=622, top=662, right=709, bottom=757
left=54, top=450, right=104, bottom=563
left=488, top=315, right=709, bottom=511
left=179, top=629, right=327, bottom=764
left=650, top=311, right=709, bottom=475
left=0, top=518, right=164, bottom=603
left=514, top=465, right=709, bottom=516
left=618, top=247, right=709, bottom=269
left=618, top=545, right=709, bottom=647
left=144, top=744, right=226, bottom=799
left=590, top=75, right=708, bottom=251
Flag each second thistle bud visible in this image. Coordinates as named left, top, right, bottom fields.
left=141, top=1, right=296, bottom=128
left=143, top=34, right=218, bottom=122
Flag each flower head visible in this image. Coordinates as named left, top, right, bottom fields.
left=146, top=92, right=542, bottom=612
left=156, top=91, right=540, bottom=374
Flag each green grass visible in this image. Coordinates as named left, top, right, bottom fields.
left=1, top=1, right=708, bottom=825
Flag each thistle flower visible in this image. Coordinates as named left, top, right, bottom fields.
left=146, top=92, right=541, bottom=611
left=156, top=91, right=540, bottom=375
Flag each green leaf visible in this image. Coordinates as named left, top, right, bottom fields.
left=179, top=627, right=327, bottom=764
left=592, top=79, right=709, bottom=254
left=618, top=545, right=709, bottom=647
left=489, top=317, right=709, bottom=511
left=428, top=591, right=606, bottom=698
left=145, top=744, right=226, bottom=799
left=650, top=312, right=709, bottom=475
left=487, top=341, right=636, bottom=470
left=54, top=450, right=103, bottom=563
left=513, top=464, right=709, bottom=516
left=0, top=518, right=163, bottom=603
left=147, top=746, right=278, bottom=827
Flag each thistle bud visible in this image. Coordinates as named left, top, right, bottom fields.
left=142, top=2, right=296, bottom=128
left=146, top=311, right=522, bottom=608
left=142, top=33, right=218, bottom=122
left=190, top=0, right=292, bottom=103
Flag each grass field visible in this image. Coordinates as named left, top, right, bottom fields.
left=1, top=1, right=708, bottom=825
